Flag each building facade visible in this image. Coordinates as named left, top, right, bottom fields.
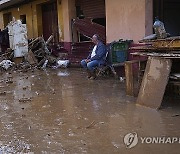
left=0, top=0, right=179, bottom=52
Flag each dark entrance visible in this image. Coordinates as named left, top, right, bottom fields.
left=153, top=0, right=180, bottom=36
left=41, top=1, right=59, bottom=42
left=74, top=0, right=106, bottom=42
left=3, top=12, right=12, bottom=28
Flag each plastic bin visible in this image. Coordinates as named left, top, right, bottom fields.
left=112, top=40, right=130, bottom=51
left=112, top=50, right=127, bottom=63
left=110, top=39, right=132, bottom=64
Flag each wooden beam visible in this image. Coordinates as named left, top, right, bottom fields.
left=125, top=60, right=139, bottom=96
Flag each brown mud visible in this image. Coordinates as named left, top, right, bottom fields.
left=0, top=68, right=179, bottom=153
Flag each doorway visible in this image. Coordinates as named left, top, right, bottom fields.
left=3, top=12, right=12, bottom=28
left=153, top=0, right=180, bottom=36
left=41, top=1, right=59, bottom=42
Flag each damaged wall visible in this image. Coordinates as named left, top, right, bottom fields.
left=105, top=0, right=153, bottom=43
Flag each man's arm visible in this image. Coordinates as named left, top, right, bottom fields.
left=84, top=52, right=92, bottom=63
left=87, top=53, right=91, bottom=60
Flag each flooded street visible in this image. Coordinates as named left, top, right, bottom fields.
left=0, top=68, right=180, bottom=153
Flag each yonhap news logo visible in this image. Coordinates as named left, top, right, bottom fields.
left=124, top=132, right=138, bottom=149
left=124, top=132, right=180, bottom=149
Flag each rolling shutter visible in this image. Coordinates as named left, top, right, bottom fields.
left=81, top=0, right=105, bottom=18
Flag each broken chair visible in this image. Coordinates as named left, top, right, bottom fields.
left=95, top=44, right=117, bottom=78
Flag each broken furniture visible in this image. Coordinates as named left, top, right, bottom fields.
left=28, top=35, right=56, bottom=67
left=125, top=58, right=147, bottom=96
left=130, top=36, right=180, bottom=109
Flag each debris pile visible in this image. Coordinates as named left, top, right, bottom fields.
left=28, top=36, right=56, bottom=67
left=0, top=19, right=69, bottom=73
left=130, top=19, right=180, bottom=108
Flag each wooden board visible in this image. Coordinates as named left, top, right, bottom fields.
left=136, top=57, right=172, bottom=109
left=25, top=50, right=38, bottom=65
left=125, top=60, right=139, bottom=96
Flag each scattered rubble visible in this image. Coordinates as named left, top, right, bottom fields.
left=0, top=34, right=66, bottom=73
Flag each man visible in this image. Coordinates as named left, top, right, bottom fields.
left=81, top=34, right=106, bottom=79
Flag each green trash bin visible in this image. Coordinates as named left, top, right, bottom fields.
left=111, top=39, right=132, bottom=63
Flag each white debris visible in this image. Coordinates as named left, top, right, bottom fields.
left=119, top=77, right=125, bottom=82
left=7, top=18, right=28, bottom=58
left=56, top=60, right=70, bottom=68
left=42, top=59, right=48, bottom=69
left=0, top=60, right=14, bottom=70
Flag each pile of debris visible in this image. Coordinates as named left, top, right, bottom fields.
left=28, top=35, right=56, bottom=67
left=28, top=35, right=70, bottom=69
left=0, top=19, right=69, bottom=72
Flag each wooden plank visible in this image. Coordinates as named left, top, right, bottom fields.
left=125, top=61, right=134, bottom=96
left=125, top=60, right=140, bottom=96
left=136, top=57, right=172, bottom=109
left=25, top=50, right=38, bottom=65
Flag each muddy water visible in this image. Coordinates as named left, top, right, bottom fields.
left=0, top=68, right=179, bottom=153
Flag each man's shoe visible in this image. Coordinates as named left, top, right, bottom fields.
left=89, top=71, right=96, bottom=80
left=87, top=70, right=92, bottom=78
left=89, top=76, right=96, bottom=80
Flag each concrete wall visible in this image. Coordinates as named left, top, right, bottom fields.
left=61, top=0, right=76, bottom=42
left=57, top=0, right=64, bottom=41
left=0, top=0, right=153, bottom=44
left=105, top=0, right=153, bottom=43
left=61, top=0, right=76, bottom=51
left=145, top=0, right=153, bottom=36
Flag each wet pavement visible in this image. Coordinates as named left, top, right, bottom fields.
left=0, top=68, right=180, bottom=154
